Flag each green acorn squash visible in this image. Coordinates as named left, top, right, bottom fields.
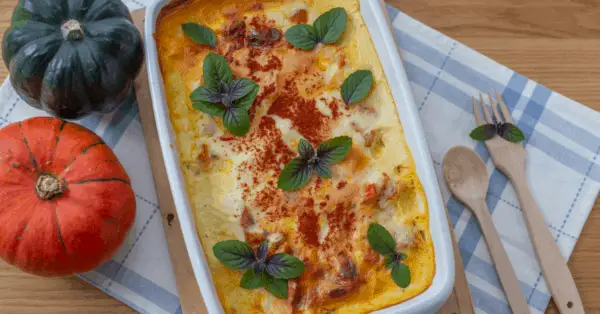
left=2, top=0, right=144, bottom=119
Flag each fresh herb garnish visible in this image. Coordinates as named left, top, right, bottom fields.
left=367, top=223, right=411, bottom=288
left=284, top=8, right=347, bottom=50
left=190, top=53, right=259, bottom=136
left=278, top=137, right=353, bottom=191
left=341, top=70, right=374, bottom=106
left=470, top=122, right=525, bottom=143
left=182, top=23, right=217, bottom=48
left=213, top=240, right=305, bottom=299
left=313, top=7, right=348, bottom=44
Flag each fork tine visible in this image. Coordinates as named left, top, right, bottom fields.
left=494, top=88, right=514, bottom=123
left=489, top=92, right=503, bottom=123
left=472, top=97, right=485, bottom=125
left=479, top=93, right=493, bottom=123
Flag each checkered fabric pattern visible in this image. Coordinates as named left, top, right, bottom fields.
left=0, top=1, right=598, bottom=313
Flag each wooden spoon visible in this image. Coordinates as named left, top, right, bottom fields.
left=443, top=146, right=530, bottom=314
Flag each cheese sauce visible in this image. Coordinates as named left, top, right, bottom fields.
left=155, top=0, right=435, bottom=312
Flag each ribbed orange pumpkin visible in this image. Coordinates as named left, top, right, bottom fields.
left=0, top=117, right=136, bottom=276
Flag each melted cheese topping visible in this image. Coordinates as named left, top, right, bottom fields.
left=155, top=1, right=435, bottom=312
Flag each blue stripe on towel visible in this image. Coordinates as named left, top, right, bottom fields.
left=394, top=27, right=600, bottom=154
left=96, top=260, right=181, bottom=313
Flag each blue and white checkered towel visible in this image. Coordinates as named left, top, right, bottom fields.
left=1, top=1, right=598, bottom=313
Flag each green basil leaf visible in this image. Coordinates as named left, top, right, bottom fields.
left=314, top=160, right=332, bottom=178
left=316, top=136, right=353, bottom=164
left=223, top=107, right=251, bottom=136
left=240, top=268, right=264, bottom=290
left=263, top=276, right=289, bottom=299
left=298, top=138, right=315, bottom=160
left=499, top=123, right=525, bottom=143
left=469, top=124, right=496, bottom=141
left=257, top=241, right=269, bottom=262
left=266, top=253, right=305, bottom=279
left=182, top=23, right=217, bottom=48
left=341, top=70, right=374, bottom=105
left=284, top=24, right=318, bottom=50
left=391, top=263, right=411, bottom=288
left=367, top=223, right=396, bottom=255
left=385, top=255, right=397, bottom=269
left=203, top=52, right=233, bottom=89
left=313, top=7, right=347, bottom=44
left=213, top=240, right=255, bottom=270
left=190, top=86, right=221, bottom=103
left=192, top=101, right=227, bottom=117
left=232, top=80, right=259, bottom=110
left=229, top=78, right=257, bottom=101
left=277, top=157, right=313, bottom=191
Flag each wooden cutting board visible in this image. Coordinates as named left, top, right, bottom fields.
left=131, top=9, right=474, bottom=314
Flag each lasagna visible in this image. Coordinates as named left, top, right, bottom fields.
left=155, top=0, right=435, bottom=312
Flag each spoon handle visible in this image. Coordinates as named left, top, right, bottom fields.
left=475, top=202, right=530, bottom=314
left=511, top=174, right=584, bottom=314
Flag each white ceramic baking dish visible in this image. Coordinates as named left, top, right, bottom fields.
left=144, top=0, right=455, bottom=312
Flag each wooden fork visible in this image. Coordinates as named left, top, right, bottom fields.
left=473, top=90, right=584, bottom=314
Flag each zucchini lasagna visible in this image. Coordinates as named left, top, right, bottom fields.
left=155, top=0, right=435, bottom=312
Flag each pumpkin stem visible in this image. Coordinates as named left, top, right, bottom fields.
left=35, top=175, right=64, bottom=200
left=61, top=20, right=84, bottom=41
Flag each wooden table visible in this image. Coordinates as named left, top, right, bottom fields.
left=0, top=0, right=598, bottom=313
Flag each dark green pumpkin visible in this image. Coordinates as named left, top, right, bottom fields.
left=2, top=0, right=144, bottom=119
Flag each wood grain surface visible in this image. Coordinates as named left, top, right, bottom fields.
left=0, top=0, right=598, bottom=313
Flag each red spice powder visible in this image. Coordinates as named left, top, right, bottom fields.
left=298, top=199, right=319, bottom=246
left=268, top=82, right=329, bottom=144
left=249, top=84, right=276, bottom=119
left=254, top=186, right=277, bottom=210
left=251, top=117, right=295, bottom=173
left=328, top=98, right=343, bottom=120
left=247, top=55, right=282, bottom=74
left=325, top=202, right=356, bottom=247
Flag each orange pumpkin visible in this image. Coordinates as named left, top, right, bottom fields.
left=0, top=117, right=136, bottom=276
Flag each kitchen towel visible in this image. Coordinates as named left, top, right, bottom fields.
left=1, top=1, right=599, bottom=313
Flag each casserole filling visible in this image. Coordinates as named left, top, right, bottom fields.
left=156, top=0, right=435, bottom=312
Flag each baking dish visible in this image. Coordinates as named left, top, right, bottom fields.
left=144, top=0, right=454, bottom=312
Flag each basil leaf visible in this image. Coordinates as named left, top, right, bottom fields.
left=213, top=240, right=255, bottom=270
left=192, top=100, right=227, bottom=117
left=233, top=81, right=259, bottom=110
left=284, top=24, right=317, bottom=50
left=190, top=86, right=221, bottom=103
left=313, top=8, right=347, bottom=44
left=385, top=255, right=397, bottom=269
left=182, top=23, right=217, bottom=48
left=367, top=223, right=396, bottom=255
left=254, top=261, right=266, bottom=274
left=316, top=136, right=352, bottom=165
left=298, top=139, right=315, bottom=160
left=264, top=276, right=289, bottom=299
left=203, top=52, right=233, bottom=89
left=229, top=78, right=257, bottom=101
left=314, top=160, right=331, bottom=178
left=391, top=263, right=411, bottom=288
left=499, top=123, right=525, bottom=143
left=223, top=107, right=251, bottom=136
left=240, top=268, right=264, bottom=290
left=341, top=70, right=373, bottom=105
left=469, top=124, right=496, bottom=141
left=257, top=241, right=269, bottom=262
left=266, top=253, right=305, bottom=279
left=277, top=157, right=313, bottom=191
